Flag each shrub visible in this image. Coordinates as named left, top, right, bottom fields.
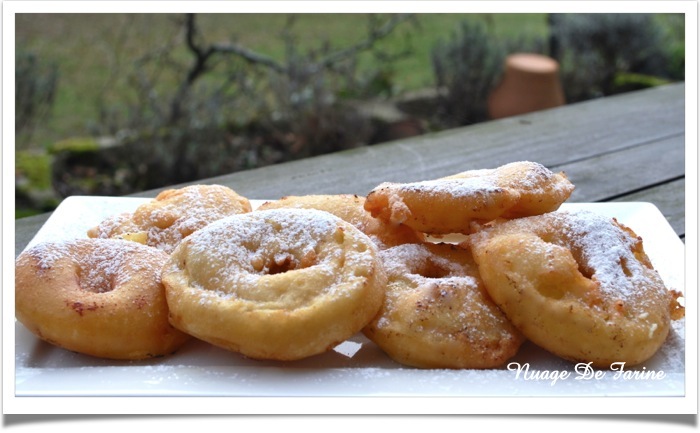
left=15, top=49, right=59, bottom=148
left=430, top=19, right=507, bottom=127
left=15, top=150, right=60, bottom=217
left=549, top=13, right=680, bottom=102
left=51, top=14, right=409, bottom=197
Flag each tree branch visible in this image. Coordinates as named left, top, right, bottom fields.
left=313, top=14, right=414, bottom=71
left=209, top=42, right=288, bottom=74
left=168, top=13, right=414, bottom=123
left=204, top=13, right=414, bottom=76
left=184, top=13, right=215, bottom=84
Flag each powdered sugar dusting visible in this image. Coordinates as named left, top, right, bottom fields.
left=21, top=238, right=166, bottom=293
left=139, top=185, right=251, bottom=252
left=15, top=197, right=686, bottom=396
left=380, top=243, right=469, bottom=281
left=395, top=161, right=570, bottom=199
left=557, top=209, right=660, bottom=299
left=506, top=161, right=556, bottom=189
left=473, top=208, right=666, bottom=303
left=87, top=212, right=136, bottom=240
left=176, top=208, right=373, bottom=302
left=400, top=176, right=503, bottom=198
left=376, top=243, right=518, bottom=356
left=87, top=185, right=251, bottom=253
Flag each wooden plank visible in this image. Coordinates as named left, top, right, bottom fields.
left=611, top=178, right=685, bottom=239
left=16, top=84, right=686, bottom=256
left=405, top=82, right=685, bottom=176
left=132, top=83, right=684, bottom=199
left=14, top=213, right=52, bottom=258
left=558, top=134, right=684, bottom=202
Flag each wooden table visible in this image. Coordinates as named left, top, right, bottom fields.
left=14, top=82, right=686, bottom=257
left=10, top=82, right=691, bottom=411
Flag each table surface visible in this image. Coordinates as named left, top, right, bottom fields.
left=14, top=82, right=686, bottom=257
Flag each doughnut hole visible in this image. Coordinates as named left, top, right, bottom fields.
left=364, top=242, right=523, bottom=369
left=268, top=254, right=296, bottom=275
left=466, top=210, right=677, bottom=367
left=16, top=239, right=191, bottom=360
left=162, top=208, right=386, bottom=361
left=415, top=258, right=454, bottom=280
left=268, top=249, right=318, bottom=275
left=249, top=244, right=319, bottom=276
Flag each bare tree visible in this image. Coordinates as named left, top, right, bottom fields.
left=168, top=13, right=415, bottom=124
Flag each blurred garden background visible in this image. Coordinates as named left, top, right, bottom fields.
left=15, top=13, right=685, bottom=218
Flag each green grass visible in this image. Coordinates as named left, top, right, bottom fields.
left=15, top=13, right=549, bottom=149
left=15, top=150, right=60, bottom=218
left=14, top=12, right=684, bottom=220
left=16, top=150, right=52, bottom=190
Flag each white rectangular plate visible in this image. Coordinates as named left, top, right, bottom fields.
left=14, top=197, right=686, bottom=399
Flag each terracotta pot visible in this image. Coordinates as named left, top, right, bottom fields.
left=488, top=53, right=565, bottom=119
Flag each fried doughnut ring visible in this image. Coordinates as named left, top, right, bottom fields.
left=15, top=239, right=191, bottom=360
left=364, top=161, right=574, bottom=235
left=363, top=242, right=523, bottom=369
left=162, top=208, right=387, bottom=361
left=257, top=194, right=424, bottom=248
left=87, top=184, right=252, bottom=253
left=465, top=210, right=685, bottom=368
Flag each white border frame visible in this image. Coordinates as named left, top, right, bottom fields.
left=4, top=0, right=698, bottom=426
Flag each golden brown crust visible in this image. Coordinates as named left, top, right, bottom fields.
left=15, top=160, right=683, bottom=371
left=465, top=209, right=682, bottom=368
left=364, top=161, right=574, bottom=235
left=162, top=208, right=387, bottom=361
left=258, top=194, right=424, bottom=248
left=363, top=242, right=523, bottom=369
left=87, top=184, right=252, bottom=253
left=15, top=239, right=191, bottom=360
